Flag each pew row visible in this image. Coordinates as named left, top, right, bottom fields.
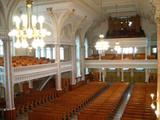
left=78, top=82, right=129, bottom=120
left=121, top=83, right=157, bottom=120
left=28, top=82, right=108, bottom=120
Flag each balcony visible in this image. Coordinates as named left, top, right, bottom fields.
left=0, top=61, right=72, bottom=84
left=85, top=60, right=157, bottom=69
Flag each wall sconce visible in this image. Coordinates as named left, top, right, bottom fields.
left=150, top=93, right=159, bottom=118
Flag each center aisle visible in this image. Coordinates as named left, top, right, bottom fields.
left=113, top=84, right=134, bottom=120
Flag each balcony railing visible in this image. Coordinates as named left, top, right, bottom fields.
left=85, top=60, right=157, bottom=69
left=0, top=61, right=73, bottom=84
left=61, top=61, right=72, bottom=73
left=14, top=63, right=58, bottom=83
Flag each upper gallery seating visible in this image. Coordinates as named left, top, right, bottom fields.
left=28, top=82, right=107, bottom=120
left=0, top=56, right=52, bottom=67
left=85, top=54, right=156, bottom=60
left=78, top=83, right=129, bottom=120
left=121, top=83, right=157, bottom=120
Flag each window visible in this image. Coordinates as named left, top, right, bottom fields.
left=46, top=47, right=51, bottom=59
left=0, top=40, right=3, bottom=56
left=152, top=47, right=157, bottom=54
left=76, top=35, right=81, bottom=77
left=60, top=47, right=64, bottom=60
left=84, top=38, right=88, bottom=58
left=135, top=68, right=144, bottom=71
left=52, top=47, right=64, bottom=60
left=35, top=47, right=41, bottom=58
left=41, top=48, right=45, bottom=57
left=85, top=68, right=89, bottom=74
left=52, top=48, right=56, bottom=59
left=115, top=47, right=137, bottom=54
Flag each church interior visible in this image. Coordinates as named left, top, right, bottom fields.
left=0, top=0, right=160, bottom=120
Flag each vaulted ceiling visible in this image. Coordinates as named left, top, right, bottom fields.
left=0, top=0, right=158, bottom=42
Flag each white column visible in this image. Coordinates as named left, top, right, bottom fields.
left=147, top=37, right=151, bottom=56
left=50, top=47, right=53, bottom=60
left=19, top=83, right=23, bottom=92
left=102, top=68, right=106, bottom=82
left=81, top=46, right=85, bottom=80
left=131, top=69, right=134, bottom=77
left=117, top=68, right=120, bottom=77
left=145, top=46, right=148, bottom=60
left=130, top=69, right=134, bottom=82
left=133, top=47, right=136, bottom=59
left=44, top=47, right=47, bottom=58
left=3, top=39, right=15, bottom=110
left=121, top=69, right=124, bottom=82
left=99, top=68, right=102, bottom=82
left=29, top=81, right=33, bottom=89
left=121, top=48, right=123, bottom=60
left=71, top=45, right=76, bottom=85
left=145, top=69, right=149, bottom=83
left=55, top=44, right=62, bottom=91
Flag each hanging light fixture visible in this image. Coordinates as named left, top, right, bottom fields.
left=95, top=34, right=109, bottom=54
left=8, top=0, right=51, bottom=49
left=95, top=0, right=109, bottom=54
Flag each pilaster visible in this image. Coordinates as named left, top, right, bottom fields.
left=3, top=38, right=16, bottom=120
left=71, top=45, right=76, bottom=85
left=55, top=44, right=62, bottom=91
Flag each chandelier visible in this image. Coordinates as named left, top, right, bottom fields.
left=8, top=0, right=51, bottom=49
left=95, top=34, right=109, bottom=54
left=95, top=0, right=109, bottom=55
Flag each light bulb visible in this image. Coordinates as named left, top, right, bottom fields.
left=116, top=42, right=119, bottom=45
left=99, top=34, right=104, bottom=39
left=151, top=103, right=156, bottom=110
left=26, top=28, right=33, bottom=39
left=40, top=29, right=47, bottom=37
left=32, top=40, right=38, bottom=49
left=39, top=39, right=45, bottom=48
left=21, top=39, right=29, bottom=48
left=150, top=93, right=154, bottom=99
left=155, top=110, right=159, bottom=118
left=21, top=14, right=27, bottom=27
left=134, top=47, right=138, bottom=53
left=46, top=31, right=51, bottom=36
left=32, top=15, right=37, bottom=27
left=38, top=16, right=45, bottom=23
left=13, top=16, right=21, bottom=23
left=8, top=29, right=18, bottom=37
left=14, top=39, right=21, bottom=48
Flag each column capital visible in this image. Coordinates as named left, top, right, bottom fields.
left=154, top=1, right=160, bottom=24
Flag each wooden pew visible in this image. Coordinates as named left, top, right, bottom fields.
left=28, top=82, right=108, bottom=120
left=78, top=83, right=129, bottom=120
left=121, top=83, right=157, bottom=120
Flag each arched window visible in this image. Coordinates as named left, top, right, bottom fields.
left=46, top=47, right=51, bottom=59
left=52, top=47, right=56, bottom=59
left=60, top=47, right=64, bottom=60
left=84, top=37, right=88, bottom=58
left=84, top=37, right=89, bottom=74
left=0, top=40, right=3, bottom=56
left=35, top=47, right=41, bottom=58
left=76, top=35, right=81, bottom=77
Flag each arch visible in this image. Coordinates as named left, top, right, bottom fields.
left=58, top=9, right=75, bottom=33
left=60, top=23, right=73, bottom=42
left=0, top=0, right=7, bottom=27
